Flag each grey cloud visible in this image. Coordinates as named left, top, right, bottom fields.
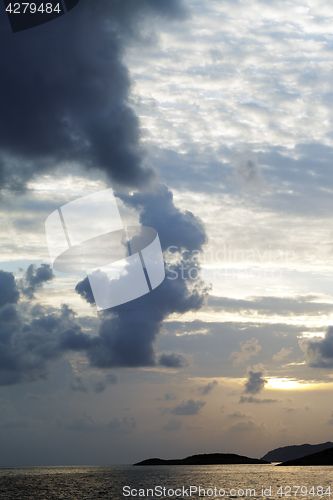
left=228, top=411, right=251, bottom=419
left=70, top=376, right=88, bottom=393
left=0, top=270, right=20, bottom=308
left=230, top=150, right=267, bottom=193
left=0, top=0, right=185, bottom=190
left=170, top=399, right=205, bottom=416
left=305, top=327, right=333, bottom=368
left=163, top=393, right=177, bottom=401
left=163, top=419, right=182, bottom=431
left=272, top=347, right=293, bottom=362
left=229, top=420, right=265, bottom=431
left=230, top=338, right=261, bottom=365
left=158, top=352, right=189, bottom=368
left=244, top=368, right=267, bottom=394
left=108, top=416, right=136, bottom=432
left=207, top=295, right=333, bottom=317
left=93, top=373, right=118, bottom=394
left=73, top=186, right=208, bottom=370
left=120, top=184, right=207, bottom=252
left=239, top=396, right=278, bottom=404
left=21, top=264, right=54, bottom=299
left=197, top=380, right=218, bottom=395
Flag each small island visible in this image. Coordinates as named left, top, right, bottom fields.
left=133, top=453, right=270, bottom=466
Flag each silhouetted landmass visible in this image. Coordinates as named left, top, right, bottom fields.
left=261, top=442, right=333, bottom=463
left=133, top=453, right=270, bottom=466
left=278, top=446, right=333, bottom=466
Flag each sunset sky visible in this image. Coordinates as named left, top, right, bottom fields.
left=1, top=0, right=333, bottom=466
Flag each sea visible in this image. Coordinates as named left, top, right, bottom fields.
left=0, top=464, right=332, bottom=500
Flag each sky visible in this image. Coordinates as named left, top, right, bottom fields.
left=1, top=0, right=333, bottom=466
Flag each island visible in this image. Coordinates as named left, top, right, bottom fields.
left=133, top=453, right=270, bottom=466
left=277, top=446, right=333, bottom=466
left=261, top=441, right=333, bottom=463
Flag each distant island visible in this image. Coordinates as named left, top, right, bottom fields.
left=133, top=453, right=270, bottom=466
left=261, top=441, right=333, bottom=463
left=278, top=446, right=333, bottom=466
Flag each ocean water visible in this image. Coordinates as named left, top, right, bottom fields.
left=0, top=464, right=332, bottom=500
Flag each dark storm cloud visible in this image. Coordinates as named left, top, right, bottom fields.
left=170, top=399, right=205, bottom=416
left=21, top=263, right=54, bottom=299
left=0, top=297, right=83, bottom=386
left=244, top=368, right=267, bottom=394
left=74, top=258, right=208, bottom=369
left=72, top=186, right=209, bottom=370
left=305, top=327, right=333, bottom=368
left=0, top=0, right=185, bottom=190
left=0, top=270, right=20, bottom=307
left=120, top=184, right=207, bottom=251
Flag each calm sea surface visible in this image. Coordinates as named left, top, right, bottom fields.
left=0, top=464, right=332, bottom=500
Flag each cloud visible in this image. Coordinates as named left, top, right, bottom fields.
left=230, top=338, right=262, bottom=365
left=70, top=376, right=88, bottom=393
left=244, top=367, right=267, bottom=394
left=239, top=396, right=278, bottom=404
left=228, top=411, right=252, bottom=419
left=0, top=270, right=20, bottom=308
left=158, top=352, right=189, bottom=368
left=120, top=184, right=207, bottom=252
left=272, top=347, right=293, bottom=362
left=0, top=0, right=185, bottom=190
left=197, top=380, right=218, bottom=395
left=170, top=399, right=205, bottom=416
left=73, top=185, right=209, bottom=370
left=230, top=150, right=268, bottom=193
left=93, top=373, right=118, bottom=394
left=163, top=393, right=177, bottom=401
left=0, top=267, right=86, bottom=386
left=229, top=420, right=265, bottom=431
left=305, top=327, right=333, bottom=368
left=21, top=264, right=54, bottom=299
left=162, top=419, right=182, bottom=431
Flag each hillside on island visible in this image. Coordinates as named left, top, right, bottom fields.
left=278, top=446, right=333, bottom=466
left=261, top=442, right=333, bottom=463
left=134, top=453, right=270, bottom=466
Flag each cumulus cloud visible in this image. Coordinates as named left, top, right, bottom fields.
left=197, top=380, right=218, bottom=395
left=244, top=366, right=267, bottom=395
left=73, top=184, right=209, bottom=370
left=170, top=399, right=205, bottom=416
left=0, top=270, right=20, bottom=308
left=21, top=264, right=54, bottom=299
left=272, top=347, right=293, bottom=362
left=0, top=0, right=185, bottom=190
left=305, top=327, right=333, bottom=368
left=230, top=338, right=262, bottom=365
